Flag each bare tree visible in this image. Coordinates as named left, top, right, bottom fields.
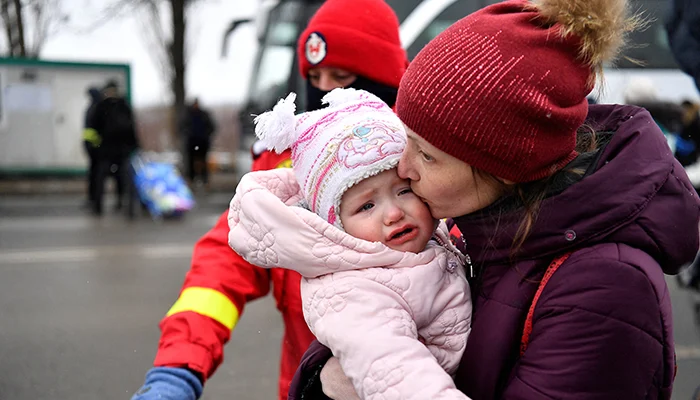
left=1, top=0, right=26, bottom=57
left=0, top=0, right=67, bottom=58
left=170, top=0, right=186, bottom=122
left=93, top=0, right=203, bottom=153
left=135, top=1, right=173, bottom=95
left=25, top=0, right=68, bottom=56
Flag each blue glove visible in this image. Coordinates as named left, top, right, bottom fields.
left=131, top=367, right=203, bottom=400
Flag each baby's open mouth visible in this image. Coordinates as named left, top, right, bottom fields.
left=391, top=228, right=413, bottom=240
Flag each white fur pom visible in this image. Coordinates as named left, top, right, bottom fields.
left=254, top=92, right=298, bottom=153
left=322, top=87, right=381, bottom=108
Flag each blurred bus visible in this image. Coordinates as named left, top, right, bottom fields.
left=399, top=0, right=700, bottom=104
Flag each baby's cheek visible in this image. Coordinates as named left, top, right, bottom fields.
left=357, top=230, right=383, bottom=244
left=416, top=200, right=437, bottom=226
left=342, top=215, right=380, bottom=243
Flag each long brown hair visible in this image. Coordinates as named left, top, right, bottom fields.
left=474, top=125, right=599, bottom=258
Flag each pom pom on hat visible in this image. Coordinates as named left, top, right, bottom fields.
left=530, top=0, right=637, bottom=76
left=254, top=92, right=298, bottom=154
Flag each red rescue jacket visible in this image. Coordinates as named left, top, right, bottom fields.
left=153, top=149, right=315, bottom=400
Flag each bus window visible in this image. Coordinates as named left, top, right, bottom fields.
left=404, top=1, right=484, bottom=59
left=386, top=0, right=426, bottom=22
left=250, top=2, right=305, bottom=109
left=401, top=0, right=676, bottom=69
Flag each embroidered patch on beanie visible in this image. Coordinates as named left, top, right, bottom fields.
left=305, top=32, right=327, bottom=65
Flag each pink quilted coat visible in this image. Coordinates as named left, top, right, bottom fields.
left=228, top=168, right=473, bottom=400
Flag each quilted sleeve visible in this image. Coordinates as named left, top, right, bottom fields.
left=154, top=210, right=272, bottom=380
left=417, top=279, right=471, bottom=376
left=154, top=151, right=291, bottom=380
left=303, top=275, right=470, bottom=400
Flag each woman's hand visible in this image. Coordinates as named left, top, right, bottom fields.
left=320, top=357, right=360, bottom=400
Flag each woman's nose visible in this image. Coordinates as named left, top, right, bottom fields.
left=398, top=152, right=417, bottom=181
left=317, top=74, right=343, bottom=92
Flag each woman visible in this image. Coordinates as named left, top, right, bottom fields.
left=289, top=0, right=700, bottom=399
left=130, top=1, right=408, bottom=400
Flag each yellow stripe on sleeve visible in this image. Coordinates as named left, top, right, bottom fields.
left=275, top=159, right=292, bottom=169
left=166, top=287, right=240, bottom=331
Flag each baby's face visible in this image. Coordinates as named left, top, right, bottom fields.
left=339, top=168, right=436, bottom=253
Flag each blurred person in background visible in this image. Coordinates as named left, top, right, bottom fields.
left=622, top=76, right=685, bottom=156
left=678, top=100, right=700, bottom=167
left=666, top=4, right=700, bottom=398
left=677, top=98, right=700, bottom=336
left=181, top=98, right=216, bottom=189
left=667, top=0, right=700, bottom=92
left=81, top=86, right=103, bottom=209
left=130, top=1, right=408, bottom=399
left=86, top=80, right=139, bottom=216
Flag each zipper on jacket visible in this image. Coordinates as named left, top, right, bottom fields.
left=464, top=252, right=474, bottom=278
left=434, top=233, right=474, bottom=278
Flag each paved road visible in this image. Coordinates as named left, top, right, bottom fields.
left=0, top=193, right=282, bottom=400
left=0, top=192, right=698, bottom=399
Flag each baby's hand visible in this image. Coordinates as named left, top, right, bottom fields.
left=321, top=357, right=360, bottom=400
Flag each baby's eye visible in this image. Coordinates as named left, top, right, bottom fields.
left=358, top=203, right=374, bottom=212
left=398, top=188, right=412, bottom=196
left=420, top=150, right=434, bottom=162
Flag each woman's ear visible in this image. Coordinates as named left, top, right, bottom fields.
left=494, top=176, right=516, bottom=186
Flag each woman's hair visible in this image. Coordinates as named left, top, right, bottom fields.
left=475, top=125, right=600, bottom=258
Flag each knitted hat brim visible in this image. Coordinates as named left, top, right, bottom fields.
left=298, top=24, right=407, bottom=89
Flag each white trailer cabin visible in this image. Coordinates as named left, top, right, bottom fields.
left=0, top=58, right=131, bottom=175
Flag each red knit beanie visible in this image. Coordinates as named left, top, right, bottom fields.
left=397, top=0, right=631, bottom=183
left=297, top=0, right=407, bottom=89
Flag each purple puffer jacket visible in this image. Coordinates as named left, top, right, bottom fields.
left=288, top=104, right=700, bottom=400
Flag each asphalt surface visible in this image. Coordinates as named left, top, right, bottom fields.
left=0, top=191, right=699, bottom=399
left=0, top=192, right=282, bottom=400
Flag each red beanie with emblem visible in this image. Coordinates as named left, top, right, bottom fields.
left=297, top=0, right=407, bottom=89
left=396, top=0, right=632, bottom=183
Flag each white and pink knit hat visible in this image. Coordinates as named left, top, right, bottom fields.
left=254, top=88, right=406, bottom=227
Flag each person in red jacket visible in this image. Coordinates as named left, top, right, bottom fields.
left=131, top=1, right=408, bottom=399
